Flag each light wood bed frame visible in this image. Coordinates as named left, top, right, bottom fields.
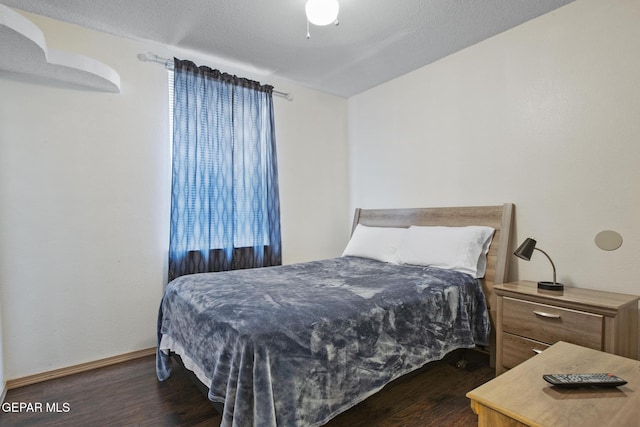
left=351, top=203, right=515, bottom=363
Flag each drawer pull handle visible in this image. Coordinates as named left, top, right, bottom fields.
left=533, top=310, right=561, bottom=319
left=532, top=349, right=543, bottom=354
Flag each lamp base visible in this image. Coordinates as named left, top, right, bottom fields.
left=537, top=281, right=564, bottom=291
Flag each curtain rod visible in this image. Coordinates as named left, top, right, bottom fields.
left=137, top=52, right=293, bottom=101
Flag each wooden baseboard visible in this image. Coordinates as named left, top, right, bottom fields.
left=6, top=347, right=156, bottom=390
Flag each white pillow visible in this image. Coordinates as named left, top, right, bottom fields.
left=396, top=225, right=495, bottom=278
left=475, top=230, right=494, bottom=278
left=342, top=224, right=407, bottom=264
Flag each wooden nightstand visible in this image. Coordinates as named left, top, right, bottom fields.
left=495, top=281, right=639, bottom=375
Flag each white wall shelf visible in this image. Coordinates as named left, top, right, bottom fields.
left=0, top=5, right=120, bottom=93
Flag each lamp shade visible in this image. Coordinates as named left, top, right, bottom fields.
left=305, top=0, right=339, bottom=26
left=513, top=237, right=537, bottom=261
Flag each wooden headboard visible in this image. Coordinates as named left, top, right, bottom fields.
left=351, top=203, right=515, bottom=315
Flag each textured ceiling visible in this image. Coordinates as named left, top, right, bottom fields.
left=0, top=0, right=574, bottom=97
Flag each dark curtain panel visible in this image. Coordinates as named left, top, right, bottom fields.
left=169, top=58, right=281, bottom=281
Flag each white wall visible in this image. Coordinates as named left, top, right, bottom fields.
left=275, top=85, right=351, bottom=263
left=0, top=299, right=5, bottom=400
left=348, top=0, right=640, bottom=301
left=0, top=12, right=348, bottom=380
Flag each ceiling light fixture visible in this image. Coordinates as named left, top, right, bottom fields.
left=305, top=0, right=340, bottom=26
left=305, top=0, right=339, bottom=38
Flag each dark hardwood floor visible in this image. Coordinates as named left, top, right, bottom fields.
left=1, top=349, right=493, bottom=426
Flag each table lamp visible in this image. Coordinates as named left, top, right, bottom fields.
left=513, top=237, right=564, bottom=291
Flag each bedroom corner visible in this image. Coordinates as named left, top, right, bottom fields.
left=0, top=8, right=348, bottom=385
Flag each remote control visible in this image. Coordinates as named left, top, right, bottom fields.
left=543, top=373, right=627, bottom=388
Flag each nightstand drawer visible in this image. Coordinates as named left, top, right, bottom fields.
left=502, top=333, right=550, bottom=369
left=502, top=297, right=603, bottom=349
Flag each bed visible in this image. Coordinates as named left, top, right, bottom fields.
left=157, top=203, right=514, bottom=426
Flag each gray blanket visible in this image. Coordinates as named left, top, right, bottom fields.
left=157, top=256, right=490, bottom=427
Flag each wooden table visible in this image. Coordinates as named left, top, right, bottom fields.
left=466, top=341, right=640, bottom=426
